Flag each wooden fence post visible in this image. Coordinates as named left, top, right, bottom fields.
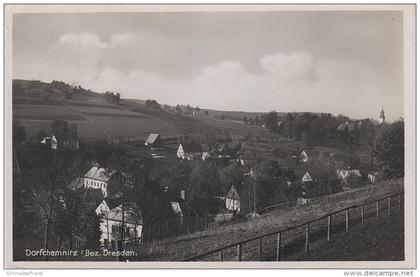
left=327, top=215, right=331, bottom=242
left=195, top=215, right=198, bottom=232
left=345, top=209, right=349, bottom=232
left=399, top=194, right=402, bottom=211
left=237, top=244, right=242, bottom=261
left=276, top=232, right=281, bottom=261
left=258, top=237, right=262, bottom=261
left=219, top=249, right=223, bottom=262
left=204, top=216, right=207, bottom=230
left=388, top=197, right=391, bottom=216
left=376, top=201, right=380, bottom=223
left=305, top=224, right=310, bottom=252
left=361, top=206, right=364, bottom=225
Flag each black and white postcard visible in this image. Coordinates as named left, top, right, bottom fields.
left=4, top=4, right=416, bottom=269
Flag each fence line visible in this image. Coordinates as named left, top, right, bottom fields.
left=184, top=191, right=404, bottom=261
left=257, top=179, right=403, bottom=215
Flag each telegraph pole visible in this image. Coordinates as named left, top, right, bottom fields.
left=251, top=168, right=256, bottom=215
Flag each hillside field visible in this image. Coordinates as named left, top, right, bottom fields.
left=12, top=80, right=274, bottom=142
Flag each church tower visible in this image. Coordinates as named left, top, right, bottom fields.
left=379, top=106, right=385, bottom=124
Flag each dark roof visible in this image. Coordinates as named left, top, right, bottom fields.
left=181, top=142, right=203, bottom=153
left=226, top=186, right=240, bottom=200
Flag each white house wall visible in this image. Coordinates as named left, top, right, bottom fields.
left=226, top=198, right=240, bottom=212
left=84, top=178, right=108, bottom=197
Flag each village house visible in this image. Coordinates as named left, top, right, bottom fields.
left=297, top=171, right=315, bottom=205
left=83, top=166, right=115, bottom=197
left=337, top=121, right=360, bottom=132
left=201, top=151, right=211, bottom=161
left=215, top=144, right=234, bottom=159
left=225, top=186, right=240, bottom=213
left=144, top=133, right=163, bottom=148
left=337, top=169, right=362, bottom=189
left=41, top=133, right=79, bottom=151
left=301, top=171, right=313, bottom=183
left=368, top=172, right=380, bottom=183
left=41, top=135, right=58, bottom=150
left=299, top=150, right=310, bottom=163
left=170, top=201, right=183, bottom=225
left=299, top=150, right=319, bottom=163
left=225, top=184, right=252, bottom=216
left=96, top=200, right=143, bottom=248
left=176, top=142, right=203, bottom=160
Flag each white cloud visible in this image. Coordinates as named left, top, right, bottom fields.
left=59, top=32, right=108, bottom=48
left=59, top=32, right=136, bottom=49
left=260, top=51, right=314, bottom=79
left=14, top=48, right=402, bottom=121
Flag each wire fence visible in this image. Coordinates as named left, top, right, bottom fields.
left=184, top=190, right=404, bottom=261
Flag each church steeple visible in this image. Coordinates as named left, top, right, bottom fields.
left=379, top=106, right=385, bottom=124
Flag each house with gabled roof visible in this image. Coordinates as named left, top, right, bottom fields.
left=299, top=150, right=310, bottom=163
left=301, top=171, right=313, bottom=183
left=226, top=186, right=240, bottom=213
left=225, top=184, right=253, bottom=216
left=97, top=200, right=143, bottom=247
left=177, top=142, right=203, bottom=160
left=337, top=169, right=362, bottom=189
left=145, top=133, right=163, bottom=148
left=83, top=166, right=115, bottom=197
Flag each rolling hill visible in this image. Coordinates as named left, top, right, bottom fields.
left=12, top=79, right=277, bottom=142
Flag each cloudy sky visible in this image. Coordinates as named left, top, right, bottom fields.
left=13, top=11, right=404, bottom=121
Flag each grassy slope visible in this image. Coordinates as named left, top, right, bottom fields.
left=131, top=179, right=403, bottom=261
left=13, top=80, right=271, bottom=141
left=283, top=210, right=404, bottom=261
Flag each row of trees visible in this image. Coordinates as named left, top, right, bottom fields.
left=104, top=91, right=121, bottom=104
left=145, top=99, right=161, bottom=110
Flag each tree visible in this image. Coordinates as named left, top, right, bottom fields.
left=243, top=116, right=248, bottom=124
left=359, top=119, right=377, bottom=173
left=55, top=188, right=84, bottom=249
left=301, top=129, right=313, bottom=146
left=187, top=161, right=222, bottom=216
left=51, top=120, right=69, bottom=143
left=264, top=111, right=278, bottom=132
left=374, top=120, right=404, bottom=179
left=254, top=160, right=285, bottom=208
left=13, top=121, right=26, bottom=144
left=255, top=115, right=260, bottom=126
left=145, top=99, right=160, bottom=109
left=83, top=211, right=101, bottom=250
left=220, top=163, right=244, bottom=195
